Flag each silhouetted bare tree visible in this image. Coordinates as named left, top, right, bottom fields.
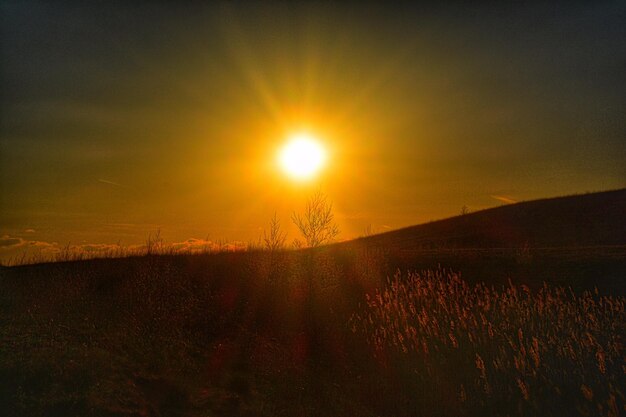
left=292, top=191, right=339, bottom=247
left=263, top=213, right=287, bottom=251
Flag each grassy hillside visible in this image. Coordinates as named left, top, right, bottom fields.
left=1, top=251, right=624, bottom=416
left=1, top=190, right=625, bottom=416
left=336, top=189, right=626, bottom=294
left=346, top=188, right=626, bottom=250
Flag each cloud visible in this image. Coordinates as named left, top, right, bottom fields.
left=125, top=238, right=248, bottom=254
left=26, top=240, right=57, bottom=249
left=78, top=243, right=122, bottom=253
left=159, top=238, right=246, bottom=253
left=0, top=234, right=59, bottom=250
left=0, top=235, right=61, bottom=265
left=221, top=241, right=247, bottom=252
left=0, top=236, right=24, bottom=247
left=491, top=195, right=518, bottom=204
left=163, top=238, right=214, bottom=253
left=0, top=235, right=249, bottom=265
left=123, top=238, right=243, bottom=254
left=24, top=229, right=36, bottom=233
left=98, top=179, right=124, bottom=187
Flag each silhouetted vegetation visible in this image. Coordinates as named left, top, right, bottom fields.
left=292, top=190, right=340, bottom=248
left=1, top=190, right=624, bottom=416
left=351, top=270, right=624, bottom=416
left=263, top=213, right=287, bottom=251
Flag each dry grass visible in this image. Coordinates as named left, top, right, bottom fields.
left=350, top=269, right=625, bottom=416
left=1, top=245, right=624, bottom=416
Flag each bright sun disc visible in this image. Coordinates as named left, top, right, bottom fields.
left=278, top=133, right=327, bottom=180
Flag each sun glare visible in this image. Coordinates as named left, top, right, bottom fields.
left=278, top=133, right=327, bottom=180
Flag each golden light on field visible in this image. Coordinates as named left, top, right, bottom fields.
left=278, top=132, right=327, bottom=181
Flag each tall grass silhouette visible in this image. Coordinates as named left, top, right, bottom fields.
left=350, top=269, right=625, bottom=416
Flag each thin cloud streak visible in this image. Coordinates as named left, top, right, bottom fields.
left=491, top=195, right=518, bottom=204
left=98, top=179, right=124, bottom=187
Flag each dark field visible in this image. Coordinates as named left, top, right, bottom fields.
left=1, top=244, right=625, bottom=417
left=1, top=190, right=625, bottom=416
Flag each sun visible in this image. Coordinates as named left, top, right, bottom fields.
left=278, top=132, right=327, bottom=180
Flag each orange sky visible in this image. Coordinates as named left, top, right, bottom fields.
left=1, top=2, right=624, bottom=262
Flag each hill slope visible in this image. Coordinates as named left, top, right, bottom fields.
left=0, top=190, right=624, bottom=416
left=347, top=189, right=626, bottom=250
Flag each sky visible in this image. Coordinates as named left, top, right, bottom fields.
left=1, top=1, right=625, bottom=261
